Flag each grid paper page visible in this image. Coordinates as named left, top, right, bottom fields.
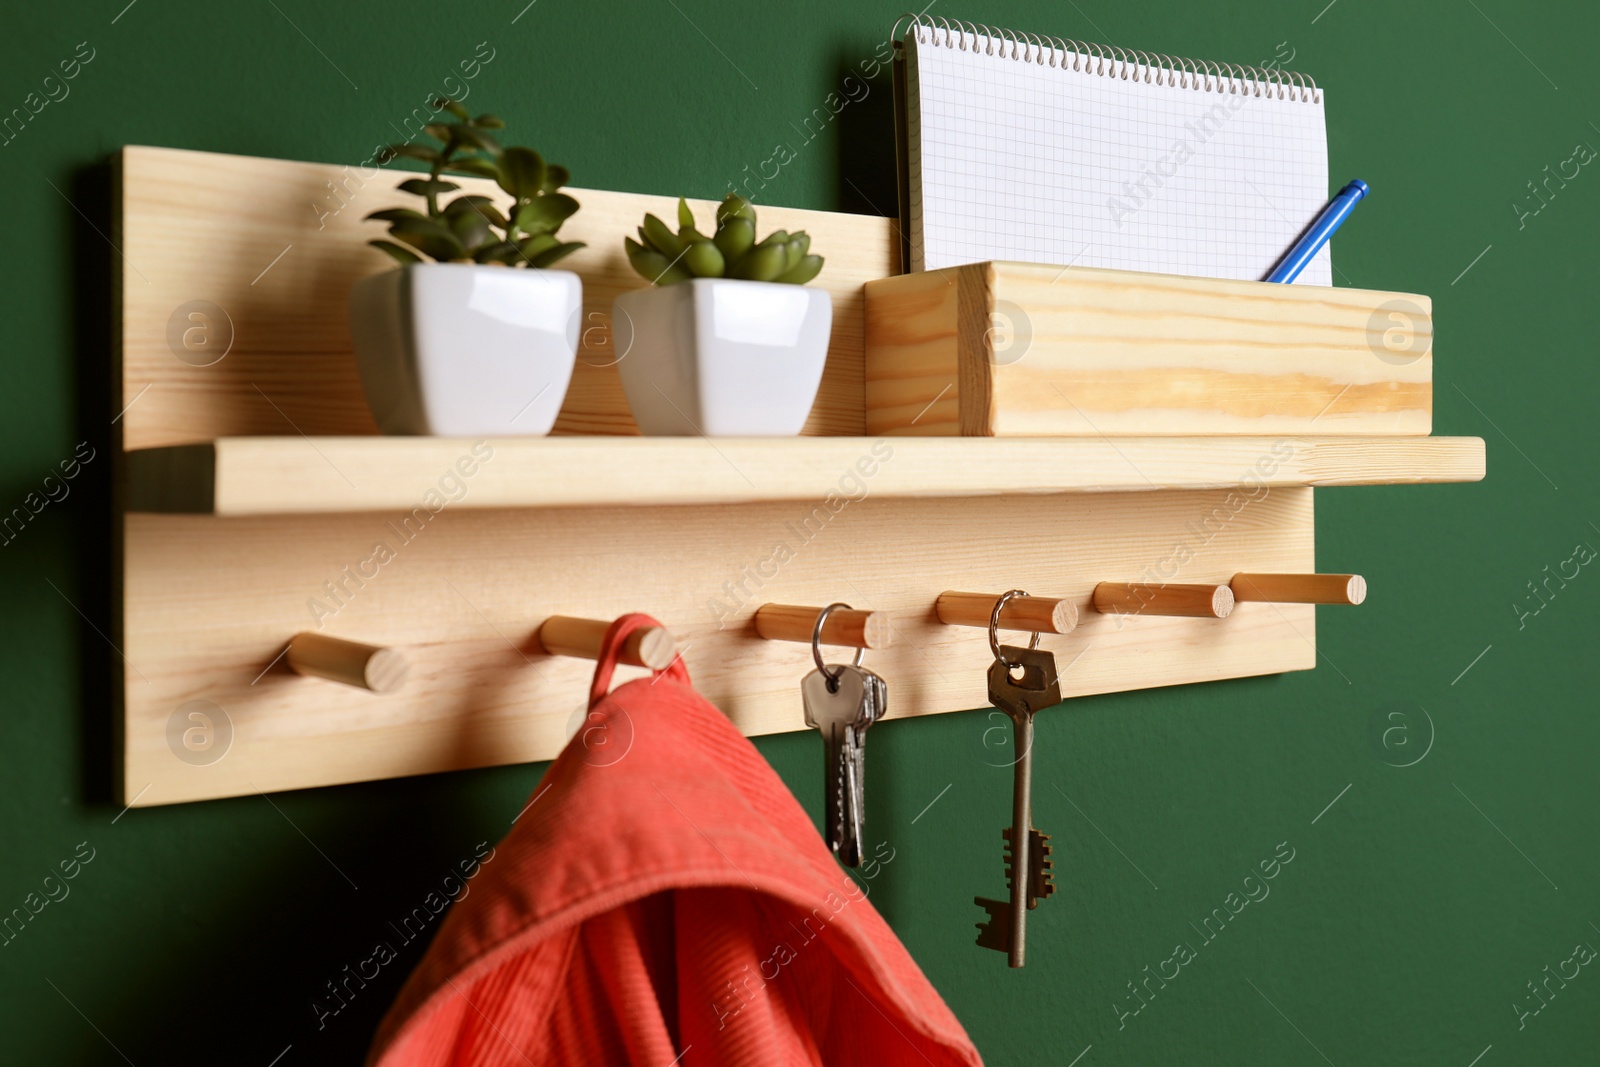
left=906, top=32, right=1332, bottom=284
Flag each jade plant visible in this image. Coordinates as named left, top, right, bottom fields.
left=366, top=98, right=584, bottom=268
left=625, top=194, right=823, bottom=285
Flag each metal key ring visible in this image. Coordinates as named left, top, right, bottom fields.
left=813, top=602, right=867, bottom=687
left=989, top=589, right=1041, bottom=667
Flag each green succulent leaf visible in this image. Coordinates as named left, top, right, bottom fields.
left=755, top=229, right=789, bottom=250
left=513, top=193, right=580, bottom=236
left=640, top=213, right=683, bottom=259
left=388, top=217, right=467, bottom=261
left=498, top=147, right=547, bottom=199
left=398, top=178, right=461, bottom=199
left=364, top=207, right=429, bottom=224
left=448, top=209, right=494, bottom=253
left=540, top=164, right=570, bottom=193
left=775, top=254, right=824, bottom=285
left=520, top=233, right=560, bottom=258
left=387, top=143, right=441, bottom=164
left=730, top=242, right=788, bottom=282
left=443, top=157, right=501, bottom=181
left=712, top=217, right=754, bottom=262
left=626, top=237, right=690, bottom=285
left=782, top=236, right=806, bottom=274
left=473, top=113, right=506, bottom=129
left=717, top=193, right=757, bottom=228
left=423, top=123, right=454, bottom=144
left=454, top=125, right=503, bottom=157
left=434, top=97, right=470, bottom=120
left=530, top=241, right=585, bottom=269
left=677, top=197, right=696, bottom=231
left=682, top=239, right=725, bottom=278
left=443, top=194, right=504, bottom=224
left=369, top=239, right=422, bottom=266
left=473, top=241, right=523, bottom=265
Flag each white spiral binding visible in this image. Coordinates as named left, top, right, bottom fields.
left=889, top=13, right=1321, bottom=104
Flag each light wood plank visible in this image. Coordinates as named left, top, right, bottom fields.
left=122, top=435, right=1485, bottom=515
left=123, top=487, right=1317, bottom=805
left=117, top=145, right=897, bottom=449
left=865, top=261, right=1434, bottom=436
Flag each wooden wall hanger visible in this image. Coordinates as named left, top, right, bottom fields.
left=1231, top=573, right=1367, bottom=605
left=537, top=616, right=678, bottom=669
left=936, top=591, right=1079, bottom=635
left=287, top=633, right=409, bottom=693
left=755, top=603, right=894, bottom=649
left=108, top=146, right=1486, bottom=807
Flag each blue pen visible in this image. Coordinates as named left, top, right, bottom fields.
left=1266, top=179, right=1369, bottom=284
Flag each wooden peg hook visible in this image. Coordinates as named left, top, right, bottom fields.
left=287, top=633, right=409, bottom=693
left=935, top=591, right=1079, bottom=634
left=1093, top=582, right=1234, bottom=619
left=755, top=604, right=893, bottom=649
left=755, top=601, right=896, bottom=652
left=537, top=615, right=678, bottom=670
left=1231, top=573, right=1367, bottom=605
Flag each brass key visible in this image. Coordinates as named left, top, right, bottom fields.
left=974, top=643, right=1061, bottom=967
left=974, top=828, right=1056, bottom=949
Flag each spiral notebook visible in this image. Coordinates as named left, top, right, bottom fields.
left=894, top=19, right=1332, bottom=284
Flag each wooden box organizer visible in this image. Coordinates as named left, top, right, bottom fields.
left=864, top=261, right=1433, bottom=437
left=114, top=146, right=1484, bottom=806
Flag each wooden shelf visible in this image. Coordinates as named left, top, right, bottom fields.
left=125, top=435, right=1485, bottom=516
left=110, top=147, right=1490, bottom=806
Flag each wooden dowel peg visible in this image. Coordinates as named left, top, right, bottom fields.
left=1093, top=582, right=1234, bottom=619
left=935, top=591, right=1079, bottom=634
left=1231, top=573, right=1367, bottom=606
left=537, top=616, right=678, bottom=670
left=754, top=604, right=893, bottom=649
left=287, top=633, right=409, bottom=693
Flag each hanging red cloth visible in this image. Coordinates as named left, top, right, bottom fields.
left=368, top=613, right=982, bottom=1066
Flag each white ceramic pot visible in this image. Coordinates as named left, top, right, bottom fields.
left=612, top=278, right=833, bottom=436
left=349, top=263, right=580, bottom=436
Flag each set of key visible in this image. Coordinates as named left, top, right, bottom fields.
left=792, top=595, right=1066, bottom=965
left=974, top=644, right=1062, bottom=967
left=801, top=658, right=886, bottom=867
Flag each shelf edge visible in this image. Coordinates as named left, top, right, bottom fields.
left=121, top=435, right=1487, bottom=516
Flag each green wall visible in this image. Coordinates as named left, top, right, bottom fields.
left=4, top=0, right=1597, bottom=1062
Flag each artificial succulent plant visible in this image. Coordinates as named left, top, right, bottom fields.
left=625, top=194, right=823, bottom=285
left=366, top=98, right=584, bottom=268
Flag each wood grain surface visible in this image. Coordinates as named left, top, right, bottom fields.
left=865, top=261, right=1434, bottom=436
left=117, top=145, right=898, bottom=448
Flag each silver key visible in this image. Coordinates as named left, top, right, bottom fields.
left=802, top=664, right=885, bottom=867
left=850, top=668, right=886, bottom=838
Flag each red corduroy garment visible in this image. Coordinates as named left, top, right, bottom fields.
left=368, top=614, right=982, bottom=1067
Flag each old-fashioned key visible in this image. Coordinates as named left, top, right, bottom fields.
left=974, top=825, right=1056, bottom=948
left=802, top=663, right=884, bottom=866
left=973, top=642, right=1061, bottom=967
